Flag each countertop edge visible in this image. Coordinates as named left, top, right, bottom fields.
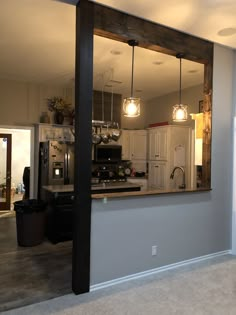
left=92, top=188, right=212, bottom=199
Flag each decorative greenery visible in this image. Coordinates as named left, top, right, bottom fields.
left=47, top=97, right=70, bottom=113
left=47, top=96, right=75, bottom=125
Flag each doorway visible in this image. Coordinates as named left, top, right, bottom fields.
left=0, top=127, right=32, bottom=214
left=0, top=134, right=12, bottom=211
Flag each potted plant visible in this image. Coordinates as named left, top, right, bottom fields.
left=47, top=97, right=74, bottom=125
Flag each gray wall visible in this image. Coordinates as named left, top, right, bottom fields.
left=146, top=84, right=203, bottom=127
left=90, top=44, right=234, bottom=285
left=0, top=78, right=73, bottom=126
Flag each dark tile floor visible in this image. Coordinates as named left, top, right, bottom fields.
left=0, top=216, right=72, bottom=312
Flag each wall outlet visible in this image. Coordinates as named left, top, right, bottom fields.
left=152, top=245, right=157, bottom=256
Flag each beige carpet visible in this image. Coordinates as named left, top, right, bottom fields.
left=2, top=254, right=236, bottom=315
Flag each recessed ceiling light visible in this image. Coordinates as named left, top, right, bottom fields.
left=218, top=27, right=236, bottom=37
left=110, top=50, right=122, bottom=55
left=152, top=61, right=163, bottom=65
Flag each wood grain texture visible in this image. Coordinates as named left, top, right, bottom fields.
left=93, top=3, right=213, bottom=63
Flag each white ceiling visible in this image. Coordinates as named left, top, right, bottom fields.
left=0, top=0, right=236, bottom=101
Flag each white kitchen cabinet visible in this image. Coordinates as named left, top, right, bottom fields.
left=148, top=161, right=167, bottom=190
left=119, top=129, right=130, bottom=160
left=119, top=129, right=147, bottom=161
left=37, top=123, right=74, bottom=142
left=127, top=178, right=148, bottom=191
left=148, top=125, right=191, bottom=190
left=148, top=128, right=167, bottom=160
left=130, top=130, right=147, bottom=160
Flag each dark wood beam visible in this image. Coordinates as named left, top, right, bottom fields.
left=93, top=3, right=213, bottom=64
left=72, top=0, right=93, bottom=294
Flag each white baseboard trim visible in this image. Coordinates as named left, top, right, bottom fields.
left=90, top=250, right=231, bottom=292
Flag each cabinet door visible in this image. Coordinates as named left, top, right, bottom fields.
left=131, top=160, right=147, bottom=173
left=130, top=130, right=147, bottom=160
left=127, top=178, right=147, bottom=191
left=148, top=161, right=167, bottom=189
left=148, top=128, right=167, bottom=160
left=119, top=130, right=131, bottom=160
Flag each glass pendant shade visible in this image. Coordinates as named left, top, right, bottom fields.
left=172, top=53, right=188, bottom=122
left=172, top=104, right=188, bottom=122
left=123, top=97, right=140, bottom=117
left=123, top=39, right=140, bottom=118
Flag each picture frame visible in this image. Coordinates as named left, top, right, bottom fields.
left=199, top=100, right=204, bottom=113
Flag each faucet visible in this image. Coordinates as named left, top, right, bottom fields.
left=170, top=166, right=186, bottom=189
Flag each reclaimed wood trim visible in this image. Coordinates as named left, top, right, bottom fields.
left=93, top=3, right=213, bottom=64
left=93, top=3, right=213, bottom=189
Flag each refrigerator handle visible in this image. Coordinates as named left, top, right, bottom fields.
left=64, top=150, right=69, bottom=184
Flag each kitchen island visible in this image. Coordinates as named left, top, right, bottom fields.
left=42, top=182, right=142, bottom=243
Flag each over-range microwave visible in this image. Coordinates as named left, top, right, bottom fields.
left=94, top=144, right=122, bottom=163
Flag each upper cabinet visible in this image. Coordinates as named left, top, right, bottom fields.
left=148, top=125, right=192, bottom=190
left=119, top=129, right=147, bottom=161
left=148, top=128, right=167, bottom=160
left=130, top=130, right=147, bottom=160
left=148, top=126, right=191, bottom=162
left=36, top=124, right=74, bottom=142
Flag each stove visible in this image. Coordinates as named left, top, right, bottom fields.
left=92, top=165, right=127, bottom=183
left=99, top=177, right=127, bottom=184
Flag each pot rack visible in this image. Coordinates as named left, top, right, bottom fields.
left=92, top=119, right=119, bottom=129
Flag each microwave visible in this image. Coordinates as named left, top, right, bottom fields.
left=94, top=145, right=122, bottom=163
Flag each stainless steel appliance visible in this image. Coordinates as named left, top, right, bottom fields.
left=94, top=144, right=122, bottom=163
left=39, top=141, right=74, bottom=197
left=92, top=164, right=126, bottom=183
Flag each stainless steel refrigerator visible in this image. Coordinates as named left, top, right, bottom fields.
left=39, top=140, right=74, bottom=197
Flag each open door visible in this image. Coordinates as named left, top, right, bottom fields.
left=0, top=134, right=12, bottom=210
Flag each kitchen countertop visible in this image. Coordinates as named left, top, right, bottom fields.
left=43, top=181, right=142, bottom=193
left=42, top=184, right=210, bottom=198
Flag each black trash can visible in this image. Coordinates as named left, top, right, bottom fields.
left=14, top=199, right=46, bottom=246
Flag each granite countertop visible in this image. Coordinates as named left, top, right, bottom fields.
left=43, top=181, right=142, bottom=193
left=42, top=184, right=210, bottom=198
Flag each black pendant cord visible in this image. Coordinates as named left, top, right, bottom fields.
left=130, top=45, right=134, bottom=98
left=128, top=39, right=139, bottom=99
left=176, top=52, right=184, bottom=106
left=179, top=57, right=182, bottom=105
left=111, top=85, right=113, bottom=122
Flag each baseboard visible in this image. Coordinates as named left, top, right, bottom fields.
left=90, top=250, right=231, bottom=292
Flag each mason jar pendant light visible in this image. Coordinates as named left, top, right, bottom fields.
left=123, top=39, right=141, bottom=117
left=172, top=53, right=188, bottom=122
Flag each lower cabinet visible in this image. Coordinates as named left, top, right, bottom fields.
left=46, top=192, right=74, bottom=243
left=148, top=161, right=167, bottom=190
left=127, top=178, right=148, bottom=191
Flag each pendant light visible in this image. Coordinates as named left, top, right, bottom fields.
left=123, top=39, right=140, bottom=117
left=172, top=53, right=188, bottom=122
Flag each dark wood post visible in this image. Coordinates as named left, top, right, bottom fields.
left=72, top=0, right=93, bottom=294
